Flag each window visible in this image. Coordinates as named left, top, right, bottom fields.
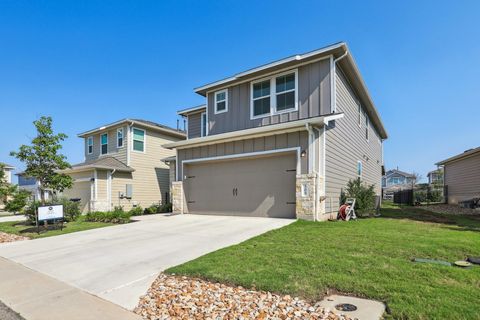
left=392, top=177, right=400, bottom=185
left=117, top=128, right=124, bottom=148
left=252, top=79, right=271, bottom=117
left=214, top=89, right=228, bottom=114
left=357, top=160, right=362, bottom=177
left=101, top=133, right=108, bottom=155
left=132, top=128, right=145, bottom=152
left=251, top=70, right=297, bottom=119
left=275, top=73, right=296, bottom=112
left=201, top=112, right=207, bottom=137
left=358, top=104, right=361, bottom=126
left=87, top=136, right=93, bottom=154
left=365, top=113, right=369, bottom=141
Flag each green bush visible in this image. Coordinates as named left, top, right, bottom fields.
left=159, top=202, right=172, bottom=213
left=85, top=210, right=131, bottom=224
left=344, top=178, right=376, bottom=214
left=5, top=189, right=31, bottom=214
left=144, top=205, right=158, bottom=214
left=128, top=206, right=143, bottom=216
left=23, top=198, right=82, bottom=224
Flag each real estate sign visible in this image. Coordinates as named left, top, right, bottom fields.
left=38, top=205, right=64, bottom=221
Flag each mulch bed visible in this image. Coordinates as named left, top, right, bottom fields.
left=135, top=273, right=349, bottom=320
left=423, top=204, right=479, bottom=216
left=0, top=232, right=29, bottom=243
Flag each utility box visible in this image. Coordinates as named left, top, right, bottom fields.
left=125, top=184, right=133, bottom=199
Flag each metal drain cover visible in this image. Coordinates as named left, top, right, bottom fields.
left=335, top=303, right=358, bottom=312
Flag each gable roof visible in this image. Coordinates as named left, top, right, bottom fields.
left=177, top=104, right=206, bottom=116
left=67, top=157, right=134, bottom=173
left=0, top=163, right=15, bottom=169
left=193, top=42, right=387, bottom=139
left=384, top=169, right=415, bottom=178
left=77, top=119, right=186, bottom=139
left=436, top=147, right=480, bottom=165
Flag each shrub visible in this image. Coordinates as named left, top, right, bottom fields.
left=56, top=197, right=81, bottom=222
left=5, top=189, right=31, bottom=214
left=144, top=205, right=158, bottom=214
left=159, top=202, right=172, bottom=213
left=24, top=201, right=41, bottom=224
left=128, top=206, right=143, bottom=216
left=85, top=210, right=131, bottom=224
left=344, top=178, right=376, bottom=214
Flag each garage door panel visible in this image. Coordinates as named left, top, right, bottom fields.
left=184, top=152, right=296, bottom=218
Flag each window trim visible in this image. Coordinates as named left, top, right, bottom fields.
left=132, top=127, right=146, bottom=153
left=87, top=136, right=93, bottom=155
left=357, top=160, right=363, bottom=178
left=358, top=103, right=361, bottom=127
left=250, top=69, right=298, bottom=120
left=100, top=133, right=108, bottom=155
left=365, top=113, right=370, bottom=141
left=117, top=128, right=124, bottom=148
left=214, top=89, right=228, bottom=114
left=200, top=112, right=207, bottom=137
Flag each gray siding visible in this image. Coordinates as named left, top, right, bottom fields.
left=324, top=67, right=383, bottom=214
left=207, top=59, right=331, bottom=136
left=176, top=131, right=309, bottom=181
left=444, top=152, right=480, bottom=204
left=84, top=125, right=128, bottom=164
left=187, top=112, right=202, bottom=139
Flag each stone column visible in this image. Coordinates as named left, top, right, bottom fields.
left=296, top=174, right=317, bottom=221
left=171, top=181, right=184, bottom=214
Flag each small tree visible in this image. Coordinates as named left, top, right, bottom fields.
left=10, top=116, right=73, bottom=204
left=0, top=163, right=16, bottom=204
left=5, top=189, right=31, bottom=214
left=344, top=178, right=376, bottom=213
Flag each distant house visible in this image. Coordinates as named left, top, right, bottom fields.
left=427, top=169, right=443, bottom=186
left=16, top=172, right=52, bottom=201
left=382, top=169, right=416, bottom=199
left=0, top=163, right=15, bottom=184
left=436, top=147, right=480, bottom=204
left=61, top=119, right=185, bottom=213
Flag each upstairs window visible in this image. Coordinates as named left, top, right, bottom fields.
left=251, top=69, right=297, bottom=119
left=357, top=160, right=363, bottom=177
left=358, top=104, right=361, bottom=126
left=252, top=79, right=271, bottom=118
left=133, top=128, right=145, bottom=152
left=117, top=128, right=124, bottom=148
left=275, top=72, right=296, bottom=112
left=87, top=136, right=93, bottom=154
left=214, top=89, right=228, bottom=114
left=101, top=133, right=108, bottom=155
left=201, top=112, right=207, bottom=137
left=365, top=114, right=369, bottom=141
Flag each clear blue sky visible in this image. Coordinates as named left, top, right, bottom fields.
left=1, top=1, right=479, bottom=182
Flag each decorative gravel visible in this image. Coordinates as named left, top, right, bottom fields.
left=0, top=232, right=28, bottom=243
left=135, top=273, right=349, bottom=320
left=423, top=204, right=480, bottom=215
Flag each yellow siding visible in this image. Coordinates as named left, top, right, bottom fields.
left=84, top=125, right=128, bottom=164
left=61, top=171, right=93, bottom=214
left=111, top=171, right=135, bottom=210
left=444, top=152, right=480, bottom=204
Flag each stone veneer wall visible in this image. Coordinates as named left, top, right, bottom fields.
left=171, top=181, right=184, bottom=214
left=296, top=174, right=317, bottom=221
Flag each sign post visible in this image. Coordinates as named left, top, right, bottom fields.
left=37, top=205, right=64, bottom=234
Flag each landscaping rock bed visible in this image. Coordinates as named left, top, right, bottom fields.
left=423, top=204, right=479, bottom=215
left=0, top=232, right=28, bottom=243
left=135, top=273, right=349, bottom=320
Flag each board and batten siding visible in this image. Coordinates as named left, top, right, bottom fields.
left=207, top=59, right=332, bottom=136
left=444, top=152, right=480, bottom=204
left=84, top=124, right=128, bottom=164
left=129, top=127, right=181, bottom=207
left=187, top=112, right=202, bottom=139
left=176, top=131, right=309, bottom=181
left=324, top=67, right=383, bottom=215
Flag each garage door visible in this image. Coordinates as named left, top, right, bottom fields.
left=184, top=152, right=296, bottom=218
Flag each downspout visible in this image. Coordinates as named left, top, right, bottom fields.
left=108, top=169, right=116, bottom=211
left=314, top=126, right=324, bottom=221
left=331, top=50, right=349, bottom=113
left=305, top=123, right=317, bottom=222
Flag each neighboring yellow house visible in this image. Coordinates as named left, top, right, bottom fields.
left=62, top=119, right=185, bottom=213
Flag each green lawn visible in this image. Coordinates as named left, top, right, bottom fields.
left=167, top=205, right=480, bottom=319
left=0, top=216, right=114, bottom=239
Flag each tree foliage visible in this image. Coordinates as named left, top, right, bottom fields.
left=10, top=116, right=73, bottom=204
left=5, top=189, right=31, bottom=214
left=344, top=178, right=376, bottom=213
left=0, top=163, right=16, bottom=204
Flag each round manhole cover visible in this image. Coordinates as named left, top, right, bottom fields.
left=335, top=303, right=357, bottom=312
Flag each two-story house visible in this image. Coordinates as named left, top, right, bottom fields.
left=165, top=42, right=388, bottom=221
left=427, top=169, right=443, bottom=186
left=16, top=172, right=52, bottom=201
left=0, top=163, right=14, bottom=184
left=62, top=119, right=185, bottom=213
left=382, top=169, right=416, bottom=199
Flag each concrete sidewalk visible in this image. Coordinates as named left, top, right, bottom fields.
left=0, top=215, right=26, bottom=223
left=0, top=257, right=141, bottom=320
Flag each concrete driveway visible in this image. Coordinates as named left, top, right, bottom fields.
left=0, top=214, right=293, bottom=310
